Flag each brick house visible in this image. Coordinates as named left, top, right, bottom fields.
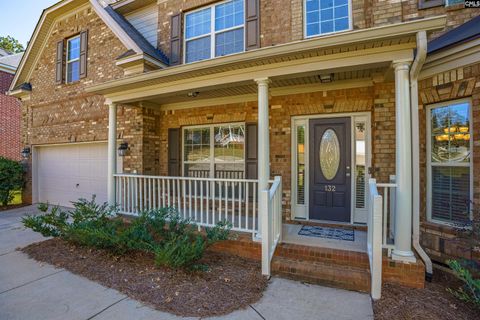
left=8, top=0, right=480, bottom=298
left=0, top=52, right=22, bottom=160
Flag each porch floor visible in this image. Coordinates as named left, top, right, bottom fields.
left=282, top=224, right=367, bottom=253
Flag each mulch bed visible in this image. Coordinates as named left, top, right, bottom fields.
left=21, top=238, right=268, bottom=317
left=373, top=267, right=480, bottom=320
left=0, top=204, right=28, bottom=212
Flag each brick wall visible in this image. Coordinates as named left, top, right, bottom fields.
left=156, top=84, right=396, bottom=220
left=418, top=63, right=480, bottom=264
left=155, top=0, right=479, bottom=57
left=0, top=71, right=21, bottom=161
left=20, top=4, right=155, bottom=203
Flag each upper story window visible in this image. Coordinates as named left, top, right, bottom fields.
left=427, top=99, right=472, bottom=225
left=184, top=0, right=245, bottom=63
left=66, top=36, right=81, bottom=83
left=305, top=0, right=351, bottom=38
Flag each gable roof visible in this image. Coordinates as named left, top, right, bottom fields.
left=0, top=48, right=12, bottom=57
left=10, top=0, right=168, bottom=92
left=428, top=15, right=480, bottom=54
left=0, top=53, right=24, bottom=74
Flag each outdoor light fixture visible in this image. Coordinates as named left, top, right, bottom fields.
left=319, top=73, right=334, bottom=83
left=187, top=91, right=199, bottom=98
left=21, top=147, right=31, bottom=160
left=118, top=142, right=129, bottom=157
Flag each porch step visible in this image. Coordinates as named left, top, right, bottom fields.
left=272, top=243, right=371, bottom=293
left=275, top=242, right=370, bottom=269
left=271, top=256, right=371, bottom=293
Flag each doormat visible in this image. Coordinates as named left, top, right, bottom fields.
left=298, top=225, right=355, bottom=241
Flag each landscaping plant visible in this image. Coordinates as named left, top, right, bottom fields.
left=447, top=218, right=480, bottom=308
left=23, top=196, right=231, bottom=269
left=0, top=157, right=24, bottom=207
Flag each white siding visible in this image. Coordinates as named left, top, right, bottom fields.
left=125, top=4, right=159, bottom=47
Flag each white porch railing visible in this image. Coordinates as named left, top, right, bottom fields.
left=261, top=176, right=283, bottom=276
left=377, top=176, right=397, bottom=254
left=367, top=178, right=384, bottom=300
left=114, top=174, right=259, bottom=236
left=368, top=178, right=398, bottom=300
left=115, top=173, right=283, bottom=276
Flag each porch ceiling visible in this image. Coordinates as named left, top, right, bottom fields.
left=85, top=16, right=446, bottom=105
left=138, top=64, right=390, bottom=108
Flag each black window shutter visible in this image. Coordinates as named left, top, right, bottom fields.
left=245, top=0, right=260, bottom=50
left=245, top=123, right=258, bottom=179
left=168, top=128, right=181, bottom=176
left=170, top=13, right=183, bottom=65
left=55, top=40, right=65, bottom=84
left=79, top=30, right=88, bottom=78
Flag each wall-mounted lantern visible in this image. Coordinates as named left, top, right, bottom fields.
left=118, top=142, right=129, bottom=157
left=21, top=147, right=31, bottom=160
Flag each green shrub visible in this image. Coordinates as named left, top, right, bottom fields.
left=22, top=205, right=69, bottom=237
left=154, top=233, right=206, bottom=269
left=0, top=157, right=24, bottom=206
left=448, top=259, right=480, bottom=307
left=23, top=198, right=231, bottom=270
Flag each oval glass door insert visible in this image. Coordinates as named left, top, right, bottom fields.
left=319, top=129, right=340, bottom=180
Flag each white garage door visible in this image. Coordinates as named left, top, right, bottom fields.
left=37, top=142, right=110, bottom=207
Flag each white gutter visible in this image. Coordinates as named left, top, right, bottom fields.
left=410, top=30, right=433, bottom=279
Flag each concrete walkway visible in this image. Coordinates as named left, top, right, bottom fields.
left=0, top=205, right=374, bottom=320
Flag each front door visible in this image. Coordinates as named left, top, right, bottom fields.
left=309, top=118, right=351, bottom=222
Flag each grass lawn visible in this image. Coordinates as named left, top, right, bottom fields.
left=8, top=190, right=22, bottom=205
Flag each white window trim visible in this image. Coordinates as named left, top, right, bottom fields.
left=66, top=35, right=80, bottom=83
left=290, top=112, right=371, bottom=224
left=183, top=0, right=246, bottom=64
left=303, top=0, right=353, bottom=39
left=426, top=98, right=474, bottom=226
left=181, top=122, right=246, bottom=178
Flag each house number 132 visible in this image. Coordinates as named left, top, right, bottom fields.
left=325, top=185, right=336, bottom=192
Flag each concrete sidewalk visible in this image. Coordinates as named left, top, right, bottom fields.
left=0, top=205, right=374, bottom=320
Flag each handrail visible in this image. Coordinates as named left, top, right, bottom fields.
left=368, top=178, right=383, bottom=300
left=114, top=173, right=260, bottom=183
left=261, top=176, right=283, bottom=276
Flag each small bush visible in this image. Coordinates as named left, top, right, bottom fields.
left=22, top=205, right=69, bottom=237
left=23, top=197, right=231, bottom=270
left=448, top=260, right=480, bottom=307
left=0, top=157, right=24, bottom=206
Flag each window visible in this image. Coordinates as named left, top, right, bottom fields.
left=183, top=123, right=245, bottom=179
left=296, top=125, right=306, bottom=205
left=184, top=0, right=245, bottom=63
left=305, top=0, right=351, bottom=38
left=355, top=121, right=366, bottom=209
left=66, top=35, right=80, bottom=83
left=427, top=100, right=472, bottom=224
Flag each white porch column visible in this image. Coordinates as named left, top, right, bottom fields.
left=392, top=61, right=416, bottom=262
left=107, top=101, right=117, bottom=206
left=256, top=77, right=271, bottom=275
left=256, top=77, right=270, bottom=195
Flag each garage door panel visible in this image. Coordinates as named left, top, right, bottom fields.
left=36, top=143, right=111, bottom=207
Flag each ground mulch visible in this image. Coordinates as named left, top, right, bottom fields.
left=21, top=238, right=268, bottom=317
left=373, top=267, right=480, bottom=320
left=0, top=204, right=28, bottom=212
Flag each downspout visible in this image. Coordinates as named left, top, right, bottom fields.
left=410, top=31, right=433, bottom=280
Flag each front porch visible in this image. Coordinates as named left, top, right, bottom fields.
left=85, top=19, right=448, bottom=298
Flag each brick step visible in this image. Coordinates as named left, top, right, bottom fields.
left=271, top=255, right=371, bottom=293
left=275, top=242, right=370, bottom=269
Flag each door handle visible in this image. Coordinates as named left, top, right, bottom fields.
left=76, top=183, right=80, bottom=188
